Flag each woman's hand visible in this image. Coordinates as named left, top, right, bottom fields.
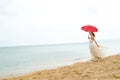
left=97, top=45, right=100, bottom=47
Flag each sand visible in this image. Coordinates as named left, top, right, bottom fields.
left=1, top=54, right=120, bottom=80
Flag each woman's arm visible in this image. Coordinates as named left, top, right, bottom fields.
left=94, top=39, right=99, bottom=47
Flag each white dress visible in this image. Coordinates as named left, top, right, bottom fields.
left=89, top=38, right=104, bottom=60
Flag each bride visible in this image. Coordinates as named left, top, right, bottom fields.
left=88, top=32, right=104, bottom=61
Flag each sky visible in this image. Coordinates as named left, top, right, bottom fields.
left=0, top=0, right=120, bottom=47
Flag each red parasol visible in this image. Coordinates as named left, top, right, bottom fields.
left=81, top=25, right=98, bottom=32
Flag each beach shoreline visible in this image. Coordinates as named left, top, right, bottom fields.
left=1, top=53, right=120, bottom=80
left=0, top=56, right=91, bottom=78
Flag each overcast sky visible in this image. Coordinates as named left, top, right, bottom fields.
left=0, top=0, right=120, bottom=47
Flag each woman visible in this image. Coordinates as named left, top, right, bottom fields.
left=88, top=32, right=104, bottom=61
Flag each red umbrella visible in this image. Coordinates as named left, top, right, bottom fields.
left=81, top=25, right=98, bottom=32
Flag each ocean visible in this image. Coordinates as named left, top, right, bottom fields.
left=0, top=39, right=120, bottom=77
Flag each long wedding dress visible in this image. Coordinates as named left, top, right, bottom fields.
left=89, top=38, right=104, bottom=60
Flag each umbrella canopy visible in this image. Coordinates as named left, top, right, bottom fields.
left=81, top=25, right=98, bottom=32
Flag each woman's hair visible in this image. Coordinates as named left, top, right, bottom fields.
left=90, top=32, right=95, bottom=37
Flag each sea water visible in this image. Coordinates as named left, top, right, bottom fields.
left=0, top=39, right=120, bottom=77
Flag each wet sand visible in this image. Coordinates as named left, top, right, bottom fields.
left=1, top=53, right=120, bottom=80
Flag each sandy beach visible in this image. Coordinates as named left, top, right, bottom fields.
left=1, top=53, right=120, bottom=80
